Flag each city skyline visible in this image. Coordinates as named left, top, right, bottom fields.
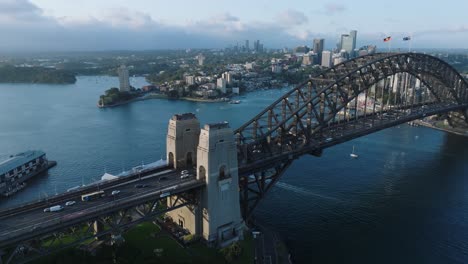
left=0, top=0, right=467, bottom=51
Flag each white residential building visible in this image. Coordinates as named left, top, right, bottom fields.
left=217, top=78, right=227, bottom=94
left=118, top=65, right=130, bottom=92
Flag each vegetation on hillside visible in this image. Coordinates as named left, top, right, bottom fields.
left=0, top=65, right=76, bottom=84
left=99, top=87, right=138, bottom=106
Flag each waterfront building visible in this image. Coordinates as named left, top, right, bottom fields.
left=0, top=150, right=53, bottom=196
left=117, top=65, right=130, bottom=92
left=221, top=72, right=232, bottom=85
left=217, top=78, right=227, bottom=93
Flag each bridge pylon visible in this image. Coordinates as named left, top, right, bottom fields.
left=166, top=119, right=244, bottom=247
left=166, top=113, right=200, bottom=169
left=197, top=122, right=244, bottom=246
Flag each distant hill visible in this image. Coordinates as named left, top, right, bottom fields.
left=0, top=65, right=76, bottom=84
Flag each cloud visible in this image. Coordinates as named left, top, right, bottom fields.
left=0, top=0, right=49, bottom=24
left=0, top=0, right=466, bottom=51
left=277, top=9, right=308, bottom=26
left=324, top=3, right=347, bottom=16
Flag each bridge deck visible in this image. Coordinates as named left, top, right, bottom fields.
left=0, top=169, right=204, bottom=248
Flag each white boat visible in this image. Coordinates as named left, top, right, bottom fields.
left=350, top=146, right=358, bottom=158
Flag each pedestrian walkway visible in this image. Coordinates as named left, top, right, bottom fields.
left=253, top=222, right=291, bottom=264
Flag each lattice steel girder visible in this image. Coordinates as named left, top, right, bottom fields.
left=1, top=190, right=200, bottom=264
left=235, top=53, right=468, bottom=167
left=239, top=161, right=293, bottom=221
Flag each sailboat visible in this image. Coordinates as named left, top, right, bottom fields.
left=350, top=145, right=358, bottom=158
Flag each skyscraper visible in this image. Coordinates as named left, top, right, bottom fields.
left=313, top=38, right=324, bottom=61
left=245, top=40, right=249, bottom=51
left=321, top=51, right=332, bottom=68
left=340, top=30, right=357, bottom=57
left=222, top=72, right=232, bottom=85
left=117, top=65, right=130, bottom=92
left=313, top=39, right=324, bottom=54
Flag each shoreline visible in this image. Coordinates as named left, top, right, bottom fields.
left=411, top=120, right=468, bottom=137
left=98, top=93, right=232, bottom=108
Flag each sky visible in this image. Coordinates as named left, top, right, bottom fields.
left=0, top=0, right=467, bottom=52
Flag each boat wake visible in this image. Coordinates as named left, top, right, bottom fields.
left=275, top=182, right=341, bottom=202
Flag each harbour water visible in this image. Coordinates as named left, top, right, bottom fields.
left=0, top=76, right=467, bottom=263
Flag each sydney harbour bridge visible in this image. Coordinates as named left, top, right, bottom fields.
left=1, top=52, right=467, bottom=263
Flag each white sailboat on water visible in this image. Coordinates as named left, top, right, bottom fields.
left=350, top=145, right=358, bottom=158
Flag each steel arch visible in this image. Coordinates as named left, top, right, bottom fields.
left=235, top=53, right=468, bottom=168
left=236, top=53, right=468, bottom=219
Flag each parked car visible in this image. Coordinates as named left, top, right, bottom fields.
left=65, top=201, right=76, bottom=206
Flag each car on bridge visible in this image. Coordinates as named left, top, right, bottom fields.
left=43, top=205, right=64, bottom=212
left=111, top=190, right=121, bottom=195
left=65, top=201, right=76, bottom=206
left=180, top=173, right=192, bottom=179
left=159, top=176, right=168, bottom=181
left=134, top=184, right=149, bottom=188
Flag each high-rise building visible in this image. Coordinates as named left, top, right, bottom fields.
left=340, top=30, right=357, bottom=57
left=221, top=72, right=232, bottom=85
left=302, top=54, right=313, bottom=66
left=197, top=54, right=205, bottom=66
left=313, top=39, right=324, bottom=60
left=117, top=65, right=130, bottom=92
left=253, top=40, right=263, bottom=52
left=245, top=40, right=249, bottom=51
left=217, top=78, right=226, bottom=93
left=321, top=51, right=332, bottom=68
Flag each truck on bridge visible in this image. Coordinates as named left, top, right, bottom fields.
left=81, top=190, right=105, bottom=202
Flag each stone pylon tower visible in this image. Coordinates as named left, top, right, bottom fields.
left=165, top=115, right=244, bottom=247
left=166, top=113, right=200, bottom=169
left=197, top=122, right=244, bottom=246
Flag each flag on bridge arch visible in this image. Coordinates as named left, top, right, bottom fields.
left=403, top=36, right=411, bottom=41
left=383, top=36, right=391, bottom=42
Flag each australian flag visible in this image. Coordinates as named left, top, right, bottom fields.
left=403, top=36, right=411, bottom=41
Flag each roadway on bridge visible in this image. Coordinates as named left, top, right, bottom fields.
left=0, top=168, right=202, bottom=247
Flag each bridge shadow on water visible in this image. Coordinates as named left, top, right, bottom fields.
left=254, top=127, right=468, bottom=264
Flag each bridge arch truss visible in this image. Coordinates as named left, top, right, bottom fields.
left=235, top=52, right=468, bottom=219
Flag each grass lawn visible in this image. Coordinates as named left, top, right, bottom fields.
left=31, top=222, right=254, bottom=264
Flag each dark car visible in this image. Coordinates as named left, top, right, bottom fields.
left=159, top=176, right=168, bottom=181
left=134, top=184, right=149, bottom=188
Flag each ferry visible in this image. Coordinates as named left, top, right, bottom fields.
left=0, top=150, right=57, bottom=197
